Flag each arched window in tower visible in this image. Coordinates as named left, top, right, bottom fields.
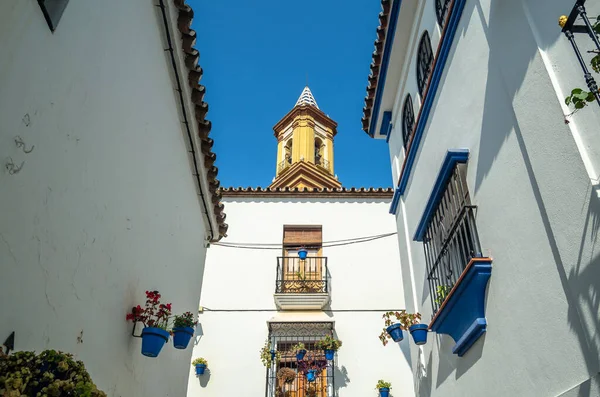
left=401, top=94, right=415, bottom=149
left=314, top=138, right=324, bottom=167
left=435, top=0, right=451, bottom=28
left=416, top=31, right=434, bottom=97
left=284, top=139, right=293, bottom=164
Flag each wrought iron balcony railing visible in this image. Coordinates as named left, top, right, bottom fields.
left=424, top=205, right=482, bottom=315
left=278, top=160, right=292, bottom=173
left=276, top=257, right=328, bottom=294
left=316, top=158, right=331, bottom=174
left=561, top=0, right=600, bottom=106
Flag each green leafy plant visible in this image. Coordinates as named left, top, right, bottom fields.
left=192, top=357, right=207, bottom=366
left=435, top=285, right=452, bottom=306
left=276, top=367, right=297, bottom=384
left=315, top=335, right=342, bottom=351
left=378, top=311, right=422, bottom=346
left=291, top=342, right=306, bottom=352
left=260, top=339, right=281, bottom=367
left=563, top=15, right=600, bottom=114
left=173, top=311, right=197, bottom=328
left=375, top=379, right=392, bottom=389
left=0, top=350, right=106, bottom=396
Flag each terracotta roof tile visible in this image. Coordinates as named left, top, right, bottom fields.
left=173, top=0, right=228, bottom=240
left=361, top=0, right=391, bottom=134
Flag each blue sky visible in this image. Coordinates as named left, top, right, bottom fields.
left=189, top=0, right=393, bottom=188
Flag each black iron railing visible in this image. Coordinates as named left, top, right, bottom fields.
left=424, top=205, right=482, bottom=315
left=266, top=322, right=335, bottom=397
left=276, top=257, right=328, bottom=294
left=316, top=158, right=331, bottom=173
left=422, top=163, right=482, bottom=314
left=562, top=0, right=600, bottom=106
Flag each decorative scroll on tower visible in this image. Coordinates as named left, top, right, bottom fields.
left=270, top=87, right=342, bottom=190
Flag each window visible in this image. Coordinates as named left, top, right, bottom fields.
left=422, top=162, right=482, bottom=314
left=435, top=0, right=452, bottom=28
left=266, top=322, right=335, bottom=397
left=38, top=0, right=70, bottom=31
left=401, top=94, right=415, bottom=149
left=277, top=226, right=327, bottom=294
left=416, top=31, right=434, bottom=97
left=314, top=139, right=323, bottom=166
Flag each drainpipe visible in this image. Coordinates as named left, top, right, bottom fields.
left=156, top=0, right=215, bottom=241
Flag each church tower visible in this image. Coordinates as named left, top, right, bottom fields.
left=270, top=87, right=342, bottom=189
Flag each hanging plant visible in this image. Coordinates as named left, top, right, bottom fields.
left=378, top=311, right=421, bottom=346
left=260, top=339, right=281, bottom=367
left=277, top=367, right=297, bottom=384
left=192, top=357, right=208, bottom=375
left=172, top=311, right=198, bottom=349
left=292, top=342, right=307, bottom=360
left=315, top=335, right=342, bottom=360
left=126, top=290, right=172, bottom=357
left=0, top=350, right=106, bottom=396
left=375, top=380, right=392, bottom=397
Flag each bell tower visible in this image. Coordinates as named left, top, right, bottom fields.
left=270, top=87, right=342, bottom=190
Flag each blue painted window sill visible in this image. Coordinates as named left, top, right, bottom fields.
left=429, top=258, right=492, bottom=357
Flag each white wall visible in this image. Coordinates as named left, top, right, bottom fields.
left=188, top=197, right=415, bottom=397
left=380, top=0, right=600, bottom=396
left=0, top=1, right=210, bottom=396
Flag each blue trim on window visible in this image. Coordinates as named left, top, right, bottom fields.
left=385, top=129, right=393, bottom=144
left=389, top=188, right=401, bottom=214
left=396, top=0, right=467, bottom=194
left=368, top=0, right=402, bottom=137
left=413, top=149, right=469, bottom=241
left=380, top=111, right=392, bottom=137
left=429, top=259, right=492, bottom=357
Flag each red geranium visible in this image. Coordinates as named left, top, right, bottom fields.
left=126, top=290, right=172, bottom=330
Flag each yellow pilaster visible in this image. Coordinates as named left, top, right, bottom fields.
left=326, top=135, right=334, bottom=174
left=291, top=116, right=315, bottom=164
left=276, top=139, right=283, bottom=176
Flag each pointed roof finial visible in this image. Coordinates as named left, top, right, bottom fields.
left=295, top=86, right=319, bottom=109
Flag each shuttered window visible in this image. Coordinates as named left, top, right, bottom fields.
left=283, top=226, right=322, bottom=247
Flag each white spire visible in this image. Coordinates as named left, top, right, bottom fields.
left=295, top=86, right=319, bottom=109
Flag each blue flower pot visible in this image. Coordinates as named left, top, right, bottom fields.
left=409, top=324, right=428, bottom=345
left=386, top=323, right=403, bottom=342
left=298, top=249, right=308, bottom=260
left=195, top=364, right=206, bottom=375
left=306, top=369, right=316, bottom=382
left=271, top=350, right=276, bottom=360
left=379, top=387, right=390, bottom=397
left=172, top=326, right=194, bottom=349
left=324, top=349, right=334, bottom=360
left=141, top=327, right=170, bottom=357
left=296, top=349, right=307, bottom=360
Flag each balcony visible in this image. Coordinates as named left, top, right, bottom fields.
left=274, top=257, right=330, bottom=310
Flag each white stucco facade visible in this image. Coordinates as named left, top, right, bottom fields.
left=0, top=1, right=223, bottom=396
left=187, top=196, right=415, bottom=397
left=367, top=0, right=600, bottom=396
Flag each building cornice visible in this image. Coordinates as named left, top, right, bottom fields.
left=220, top=187, right=394, bottom=199
left=273, top=105, right=338, bottom=137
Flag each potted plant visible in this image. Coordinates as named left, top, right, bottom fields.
left=172, top=311, right=197, bottom=349
left=375, top=380, right=391, bottom=397
left=261, top=339, right=281, bottom=367
left=292, top=342, right=307, bottom=360
left=0, top=350, right=106, bottom=396
left=192, top=357, right=208, bottom=375
left=315, top=335, right=342, bottom=360
left=298, top=246, right=308, bottom=260
left=378, top=311, right=422, bottom=346
left=298, top=353, right=327, bottom=383
left=408, top=314, right=428, bottom=346
left=277, top=367, right=297, bottom=384
left=126, top=290, right=172, bottom=357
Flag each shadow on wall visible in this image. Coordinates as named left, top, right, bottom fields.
left=196, top=369, right=211, bottom=388
left=415, top=350, right=433, bottom=397
left=334, top=365, right=350, bottom=394
left=193, top=323, right=204, bottom=346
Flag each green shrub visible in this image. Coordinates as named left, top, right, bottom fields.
left=0, top=350, right=106, bottom=396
